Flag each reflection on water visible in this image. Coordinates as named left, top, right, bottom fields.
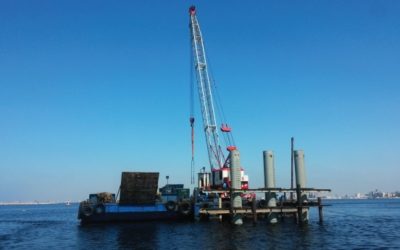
left=77, top=222, right=159, bottom=249
left=117, top=223, right=159, bottom=249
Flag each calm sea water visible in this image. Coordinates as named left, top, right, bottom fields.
left=1, top=199, right=400, bottom=249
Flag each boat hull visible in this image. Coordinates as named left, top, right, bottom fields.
left=79, top=203, right=185, bottom=224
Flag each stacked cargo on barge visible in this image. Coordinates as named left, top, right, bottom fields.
left=78, top=172, right=191, bottom=223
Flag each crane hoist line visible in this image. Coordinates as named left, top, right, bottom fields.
left=188, top=6, right=249, bottom=191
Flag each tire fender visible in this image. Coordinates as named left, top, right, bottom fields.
left=179, top=201, right=192, bottom=216
left=165, top=201, right=177, bottom=211
left=82, top=204, right=93, bottom=217
left=95, top=204, right=105, bottom=214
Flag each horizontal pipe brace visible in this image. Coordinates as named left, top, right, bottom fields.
left=199, top=207, right=307, bottom=215
left=199, top=188, right=331, bottom=194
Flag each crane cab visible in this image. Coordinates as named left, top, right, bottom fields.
left=211, top=167, right=249, bottom=190
left=198, top=171, right=211, bottom=190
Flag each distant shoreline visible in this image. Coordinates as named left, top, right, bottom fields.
left=323, top=197, right=400, bottom=200
left=0, top=201, right=77, bottom=206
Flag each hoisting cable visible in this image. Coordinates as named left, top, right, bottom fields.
left=190, top=119, right=195, bottom=184
left=206, top=57, right=229, bottom=149
left=207, top=55, right=236, bottom=149
left=189, top=33, right=195, bottom=185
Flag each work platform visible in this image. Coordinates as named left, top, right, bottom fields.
left=194, top=187, right=331, bottom=224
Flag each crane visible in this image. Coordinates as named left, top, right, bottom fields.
left=189, top=6, right=248, bottom=190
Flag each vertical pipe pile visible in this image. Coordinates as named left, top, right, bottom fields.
left=318, top=197, right=323, bottom=223
left=230, top=150, right=243, bottom=225
left=294, top=150, right=306, bottom=188
left=263, top=150, right=278, bottom=223
left=290, top=137, right=294, bottom=200
left=294, top=150, right=309, bottom=223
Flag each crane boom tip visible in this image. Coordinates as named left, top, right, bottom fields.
left=189, top=6, right=196, bottom=15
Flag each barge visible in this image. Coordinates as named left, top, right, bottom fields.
left=78, top=172, right=192, bottom=223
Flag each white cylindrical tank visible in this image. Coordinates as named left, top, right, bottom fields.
left=198, top=172, right=210, bottom=189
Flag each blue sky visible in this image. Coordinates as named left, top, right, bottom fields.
left=1, top=1, right=399, bottom=201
